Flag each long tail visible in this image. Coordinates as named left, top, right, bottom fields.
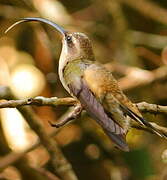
left=121, top=105, right=167, bottom=138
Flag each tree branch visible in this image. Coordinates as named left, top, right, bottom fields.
left=0, top=103, right=82, bottom=170
left=18, top=106, right=78, bottom=180
left=136, top=102, right=167, bottom=115
left=0, top=96, right=77, bottom=108
left=0, top=85, right=166, bottom=172
left=1, top=95, right=167, bottom=117
left=132, top=122, right=167, bottom=135
left=119, top=0, right=167, bottom=25
left=119, top=66, right=167, bottom=91
left=106, top=0, right=139, bottom=66
left=0, top=126, right=61, bottom=171
left=34, top=168, right=61, bottom=180
left=0, top=97, right=166, bottom=170
left=49, top=104, right=82, bottom=128
left=0, top=87, right=78, bottom=180
left=131, top=30, right=167, bottom=49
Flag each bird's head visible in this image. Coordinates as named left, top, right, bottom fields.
left=61, top=32, right=94, bottom=61
left=5, top=17, right=95, bottom=62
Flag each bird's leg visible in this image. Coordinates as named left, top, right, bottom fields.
left=49, top=103, right=83, bottom=128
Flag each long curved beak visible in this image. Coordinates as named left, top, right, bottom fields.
left=5, top=17, right=66, bottom=36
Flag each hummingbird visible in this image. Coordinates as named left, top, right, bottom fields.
left=5, top=17, right=166, bottom=151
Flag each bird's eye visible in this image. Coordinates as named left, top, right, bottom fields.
left=66, top=35, right=72, bottom=43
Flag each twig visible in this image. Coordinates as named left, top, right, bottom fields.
left=0, top=98, right=167, bottom=169
left=0, top=89, right=167, bottom=172
left=135, top=102, right=167, bottom=135
left=1, top=90, right=167, bottom=118
left=32, top=0, right=72, bottom=25
left=136, top=47, right=162, bottom=66
left=105, top=63, right=167, bottom=92
left=119, top=0, right=167, bottom=25
left=119, top=66, right=167, bottom=91
left=0, top=95, right=167, bottom=123
left=0, top=96, right=77, bottom=108
left=50, top=104, right=82, bottom=128
left=0, top=87, right=79, bottom=180
left=0, top=152, right=24, bottom=171
left=131, top=30, right=167, bottom=49
left=132, top=122, right=167, bottom=135
left=0, top=109, right=47, bottom=180
left=0, top=128, right=60, bottom=170
left=136, top=102, right=167, bottom=115
left=34, top=168, right=61, bottom=180
left=0, top=106, right=81, bottom=170
left=0, top=95, right=164, bottom=116
left=0, top=5, right=32, bottom=19
left=106, top=0, right=139, bottom=66
left=18, top=106, right=78, bottom=180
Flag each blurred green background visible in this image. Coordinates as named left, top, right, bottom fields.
left=0, top=0, right=167, bottom=180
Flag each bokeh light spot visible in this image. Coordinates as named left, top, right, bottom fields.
left=10, top=64, right=46, bottom=98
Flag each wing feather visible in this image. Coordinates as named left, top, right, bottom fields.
left=83, top=63, right=167, bottom=138
left=69, top=79, right=129, bottom=151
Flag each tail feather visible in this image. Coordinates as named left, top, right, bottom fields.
left=104, top=129, right=129, bottom=152
left=120, top=105, right=167, bottom=138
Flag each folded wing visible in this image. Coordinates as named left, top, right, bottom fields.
left=68, top=79, right=129, bottom=152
